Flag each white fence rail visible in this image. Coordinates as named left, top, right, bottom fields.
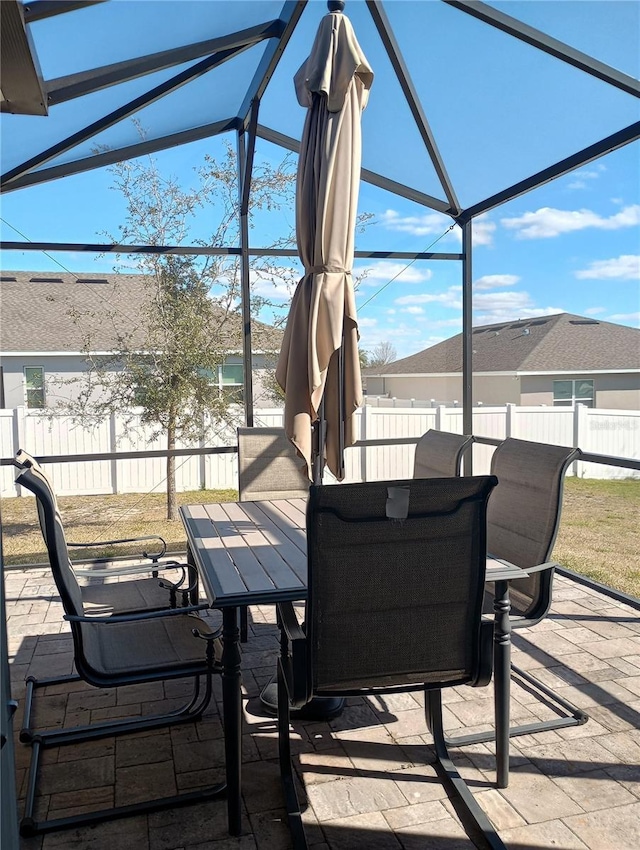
left=1, top=404, right=638, bottom=498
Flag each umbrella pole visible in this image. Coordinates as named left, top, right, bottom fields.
left=337, top=324, right=346, bottom=480
left=312, top=398, right=326, bottom=485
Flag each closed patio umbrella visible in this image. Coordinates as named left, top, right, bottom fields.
left=276, top=0, right=373, bottom=483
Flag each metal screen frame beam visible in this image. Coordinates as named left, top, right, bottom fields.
left=0, top=119, right=240, bottom=194
left=256, top=124, right=454, bottom=214
left=366, top=0, right=461, bottom=215
left=237, top=99, right=261, bottom=427
left=46, top=20, right=285, bottom=105
left=1, top=43, right=254, bottom=188
left=23, top=1, right=105, bottom=24
left=445, top=0, right=640, bottom=99
left=237, top=1, right=307, bottom=129
left=0, top=243, right=462, bottom=261
left=458, top=121, right=640, bottom=223
left=461, top=222, right=473, bottom=445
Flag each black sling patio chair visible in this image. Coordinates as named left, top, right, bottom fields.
left=276, top=475, right=506, bottom=850
left=447, top=437, right=588, bottom=749
left=14, top=449, right=198, bottom=613
left=413, top=428, right=473, bottom=478
left=14, top=456, right=224, bottom=837
left=237, top=426, right=310, bottom=641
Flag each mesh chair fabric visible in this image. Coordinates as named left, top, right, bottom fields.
left=16, top=461, right=219, bottom=683
left=413, top=430, right=472, bottom=478
left=486, top=438, right=578, bottom=619
left=306, top=476, right=496, bottom=692
left=237, top=426, right=310, bottom=501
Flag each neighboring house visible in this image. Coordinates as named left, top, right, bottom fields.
left=364, top=313, right=640, bottom=410
left=0, top=271, right=283, bottom=409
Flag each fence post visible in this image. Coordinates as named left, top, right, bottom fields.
left=505, top=403, right=514, bottom=438
left=199, top=413, right=207, bottom=490
left=435, top=405, right=444, bottom=431
left=360, top=403, right=370, bottom=482
left=12, top=407, right=26, bottom=496
left=109, top=412, right=119, bottom=495
left=573, top=404, right=587, bottom=477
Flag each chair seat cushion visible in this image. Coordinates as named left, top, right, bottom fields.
left=81, top=577, right=175, bottom=615
left=80, top=613, right=222, bottom=678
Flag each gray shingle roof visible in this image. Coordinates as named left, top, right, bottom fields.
left=0, top=271, right=282, bottom=354
left=365, top=313, right=640, bottom=375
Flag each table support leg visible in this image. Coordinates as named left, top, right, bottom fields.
left=493, top=579, right=511, bottom=789
left=222, top=606, right=242, bottom=835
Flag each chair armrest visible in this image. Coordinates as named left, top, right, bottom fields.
left=64, top=602, right=210, bottom=624
left=68, top=535, right=168, bottom=562
left=278, top=602, right=306, bottom=642
left=523, top=560, right=559, bottom=575
left=74, top=561, right=185, bottom=578
left=470, top=618, right=494, bottom=688
left=277, top=602, right=310, bottom=708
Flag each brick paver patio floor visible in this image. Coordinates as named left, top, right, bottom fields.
left=5, top=569, right=640, bottom=850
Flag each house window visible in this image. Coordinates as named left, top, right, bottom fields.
left=24, top=366, right=45, bottom=408
left=220, top=363, right=244, bottom=404
left=197, top=362, right=244, bottom=403
left=553, top=379, right=594, bottom=408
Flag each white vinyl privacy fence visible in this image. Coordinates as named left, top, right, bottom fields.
left=1, top=404, right=638, bottom=498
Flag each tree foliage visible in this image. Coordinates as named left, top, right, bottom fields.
left=366, top=340, right=397, bottom=368
left=70, top=131, right=297, bottom=519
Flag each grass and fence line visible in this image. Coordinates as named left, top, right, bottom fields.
left=1, top=403, right=638, bottom=499
left=1, top=404, right=638, bottom=597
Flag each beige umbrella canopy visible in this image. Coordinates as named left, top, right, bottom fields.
left=276, top=3, right=373, bottom=482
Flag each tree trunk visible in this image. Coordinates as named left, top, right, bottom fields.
left=167, top=418, right=177, bottom=521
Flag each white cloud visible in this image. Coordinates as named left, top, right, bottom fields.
left=607, top=312, right=640, bottom=326
left=380, top=209, right=453, bottom=238
left=249, top=266, right=299, bottom=299
left=394, top=285, right=461, bottom=309
left=574, top=254, right=640, bottom=280
left=584, top=307, right=607, bottom=316
left=501, top=204, right=640, bottom=239
left=401, top=306, right=425, bottom=315
left=474, top=274, right=521, bottom=291
left=566, top=163, right=606, bottom=190
left=472, top=291, right=564, bottom=326
left=355, top=260, right=433, bottom=286
left=357, top=316, right=378, bottom=328
left=473, top=217, right=496, bottom=247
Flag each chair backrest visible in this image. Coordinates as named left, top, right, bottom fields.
left=237, top=426, right=310, bottom=502
left=305, top=475, right=497, bottom=693
left=487, top=437, right=580, bottom=621
left=14, top=451, right=84, bottom=620
left=14, top=451, right=110, bottom=676
left=413, top=430, right=472, bottom=478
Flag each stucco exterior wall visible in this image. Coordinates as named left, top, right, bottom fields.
left=520, top=373, right=640, bottom=410
left=0, top=353, right=278, bottom=410
left=364, top=374, right=521, bottom=405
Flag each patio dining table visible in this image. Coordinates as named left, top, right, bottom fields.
left=180, top=496, right=529, bottom=836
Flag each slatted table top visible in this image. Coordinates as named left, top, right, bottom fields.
left=180, top=498, right=529, bottom=608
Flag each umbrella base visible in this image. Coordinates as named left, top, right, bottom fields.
left=259, top=678, right=345, bottom=720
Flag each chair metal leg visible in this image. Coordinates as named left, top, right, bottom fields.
left=426, top=690, right=507, bottom=850
left=277, top=659, right=308, bottom=850
left=19, top=664, right=224, bottom=837
left=443, top=664, right=589, bottom=748
left=20, top=670, right=212, bottom=746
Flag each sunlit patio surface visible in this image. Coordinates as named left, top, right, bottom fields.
left=6, top=567, right=640, bottom=850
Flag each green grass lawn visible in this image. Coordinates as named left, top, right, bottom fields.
left=552, top=477, right=640, bottom=598
left=2, top=478, right=639, bottom=598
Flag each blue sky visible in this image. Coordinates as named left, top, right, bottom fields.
left=1, top=0, right=638, bottom=360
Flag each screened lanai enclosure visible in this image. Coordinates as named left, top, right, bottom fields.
left=1, top=1, right=639, bottom=848
left=2, top=0, right=638, bottom=435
